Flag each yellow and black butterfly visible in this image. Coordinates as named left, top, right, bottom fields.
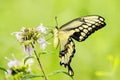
left=53, top=15, right=106, bottom=76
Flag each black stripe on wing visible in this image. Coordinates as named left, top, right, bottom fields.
left=71, top=16, right=106, bottom=41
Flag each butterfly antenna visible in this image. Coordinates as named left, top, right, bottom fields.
left=43, top=16, right=59, bottom=41
left=43, top=16, right=58, bottom=41
left=55, top=16, right=58, bottom=28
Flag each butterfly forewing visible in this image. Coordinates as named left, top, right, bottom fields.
left=60, top=15, right=106, bottom=41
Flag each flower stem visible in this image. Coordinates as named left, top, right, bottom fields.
left=31, top=43, right=47, bottom=80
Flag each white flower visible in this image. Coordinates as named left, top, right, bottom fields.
left=6, top=70, right=12, bottom=74
left=5, top=54, right=33, bottom=75
left=12, top=32, right=24, bottom=42
left=37, top=37, right=49, bottom=50
left=36, top=24, right=47, bottom=34
left=8, top=60, right=20, bottom=68
left=23, top=45, right=34, bottom=56
left=5, top=55, right=20, bottom=68
left=21, top=27, right=26, bottom=32
left=25, top=58, right=34, bottom=65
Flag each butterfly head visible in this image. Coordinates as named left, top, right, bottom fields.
left=55, top=26, right=59, bottom=30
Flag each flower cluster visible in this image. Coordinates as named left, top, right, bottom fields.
left=12, top=24, right=49, bottom=55
left=7, top=24, right=50, bottom=80
left=5, top=54, right=33, bottom=79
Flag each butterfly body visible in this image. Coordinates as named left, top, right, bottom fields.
left=53, top=15, right=106, bottom=76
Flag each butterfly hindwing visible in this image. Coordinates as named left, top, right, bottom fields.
left=59, top=37, right=75, bottom=76
left=54, top=28, right=75, bottom=76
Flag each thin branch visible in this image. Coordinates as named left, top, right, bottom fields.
left=31, top=43, right=47, bottom=80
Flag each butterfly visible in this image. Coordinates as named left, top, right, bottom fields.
left=53, top=15, right=106, bottom=76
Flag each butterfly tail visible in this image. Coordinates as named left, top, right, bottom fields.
left=68, top=64, right=74, bottom=76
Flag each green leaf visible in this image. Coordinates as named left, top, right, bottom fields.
left=21, top=74, right=43, bottom=80
left=48, top=70, right=74, bottom=80
left=24, top=56, right=34, bottom=64
left=0, top=66, right=7, bottom=72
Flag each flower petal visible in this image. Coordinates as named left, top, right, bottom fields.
left=36, top=24, right=46, bottom=34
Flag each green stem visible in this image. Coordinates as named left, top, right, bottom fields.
left=31, top=43, right=47, bottom=80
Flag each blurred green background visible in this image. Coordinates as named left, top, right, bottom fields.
left=0, top=0, right=120, bottom=80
